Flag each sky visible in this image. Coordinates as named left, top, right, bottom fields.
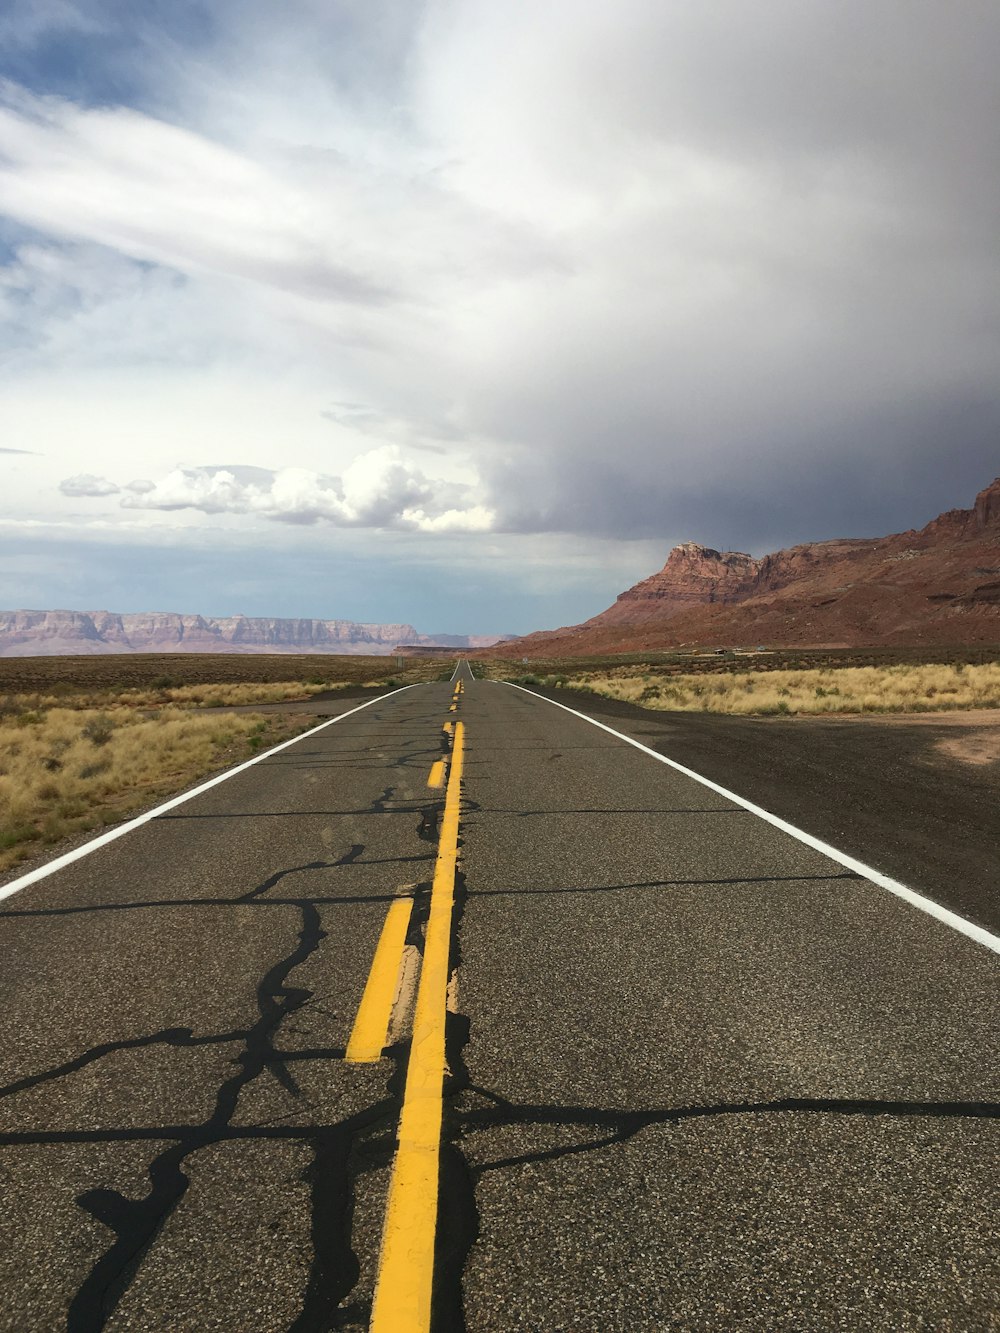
left=1, top=1, right=998, bottom=635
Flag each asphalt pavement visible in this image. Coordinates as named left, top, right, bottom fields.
left=517, top=686, right=1000, bottom=934
left=0, top=666, right=996, bottom=1331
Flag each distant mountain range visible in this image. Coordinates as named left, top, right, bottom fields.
left=496, top=475, right=1000, bottom=655
left=0, top=610, right=512, bottom=657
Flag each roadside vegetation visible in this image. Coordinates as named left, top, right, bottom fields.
left=2, top=680, right=340, bottom=714
left=0, top=704, right=310, bottom=873
left=0, top=652, right=456, bottom=874
left=493, top=661, right=1000, bottom=716
left=0, top=651, right=452, bottom=697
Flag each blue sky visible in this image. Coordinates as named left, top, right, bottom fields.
left=1, top=2, right=998, bottom=634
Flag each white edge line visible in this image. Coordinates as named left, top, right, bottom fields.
left=0, top=685, right=418, bottom=904
left=498, top=680, right=1000, bottom=957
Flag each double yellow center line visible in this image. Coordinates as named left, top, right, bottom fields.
left=334, top=698, right=464, bottom=1333
left=344, top=896, right=414, bottom=1064
left=368, top=719, right=464, bottom=1331
left=342, top=679, right=466, bottom=1329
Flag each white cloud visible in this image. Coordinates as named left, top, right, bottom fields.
left=406, top=505, right=495, bottom=534
left=110, top=448, right=495, bottom=532
left=0, top=84, right=385, bottom=306
left=58, top=473, right=120, bottom=497
left=2, top=0, right=1000, bottom=623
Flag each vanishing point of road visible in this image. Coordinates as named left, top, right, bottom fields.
left=0, top=663, right=997, bottom=1331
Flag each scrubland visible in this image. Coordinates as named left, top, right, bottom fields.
left=4, top=680, right=337, bottom=715
left=0, top=705, right=309, bottom=872
left=501, top=662, right=1000, bottom=716
left=0, top=651, right=450, bottom=696
left=0, top=652, right=453, bottom=873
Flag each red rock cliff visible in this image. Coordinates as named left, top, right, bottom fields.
left=499, top=475, right=1000, bottom=653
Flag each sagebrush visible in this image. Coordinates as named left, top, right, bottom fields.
left=503, top=662, right=1000, bottom=716
left=0, top=706, right=303, bottom=869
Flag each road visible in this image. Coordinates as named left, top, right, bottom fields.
left=0, top=663, right=997, bottom=1331
left=518, top=685, right=1000, bottom=935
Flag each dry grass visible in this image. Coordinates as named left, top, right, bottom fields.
left=0, top=652, right=427, bottom=694
left=512, top=662, right=1000, bottom=716
left=476, top=644, right=1000, bottom=680
left=0, top=705, right=308, bottom=872
left=0, top=654, right=460, bottom=873
left=153, top=681, right=338, bottom=708
left=0, top=680, right=338, bottom=713
left=0, top=662, right=453, bottom=715
left=0, top=646, right=465, bottom=876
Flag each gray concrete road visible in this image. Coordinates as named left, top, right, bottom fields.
left=0, top=669, right=996, bottom=1331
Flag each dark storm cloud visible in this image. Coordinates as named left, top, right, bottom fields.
left=2, top=0, right=999, bottom=614
left=489, top=393, right=1000, bottom=553
left=455, top=0, right=1000, bottom=552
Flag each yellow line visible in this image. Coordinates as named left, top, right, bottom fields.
left=427, top=759, right=445, bottom=789
left=345, top=897, right=413, bottom=1064
left=370, top=721, right=465, bottom=1333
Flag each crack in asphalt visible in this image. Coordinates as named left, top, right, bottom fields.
left=466, top=870, right=862, bottom=900
left=0, top=890, right=426, bottom=921
left=0, top=746, right=449, bottom=1331
left=454, top=1088, right=1000, bottom=1177
left=237, top=849, right=365, bottom=903
left=4, top=679, right=995, bottom=1331
left=0, top=1027, right=245, bottom=1101
left=65, top=899, right=331, bottom=1331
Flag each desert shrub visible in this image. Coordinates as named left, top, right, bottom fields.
left=550, top=663, right=1000, bottom=717
left=0, top=706, right=301, bottom=872
left=0, top=824, right=34, bottom=851
left=81, top=713, right=115, bottom=746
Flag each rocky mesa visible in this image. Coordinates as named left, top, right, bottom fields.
left=0, top=611, right=510, bottom=657
left=497, top=476, right=1000, bottom=655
